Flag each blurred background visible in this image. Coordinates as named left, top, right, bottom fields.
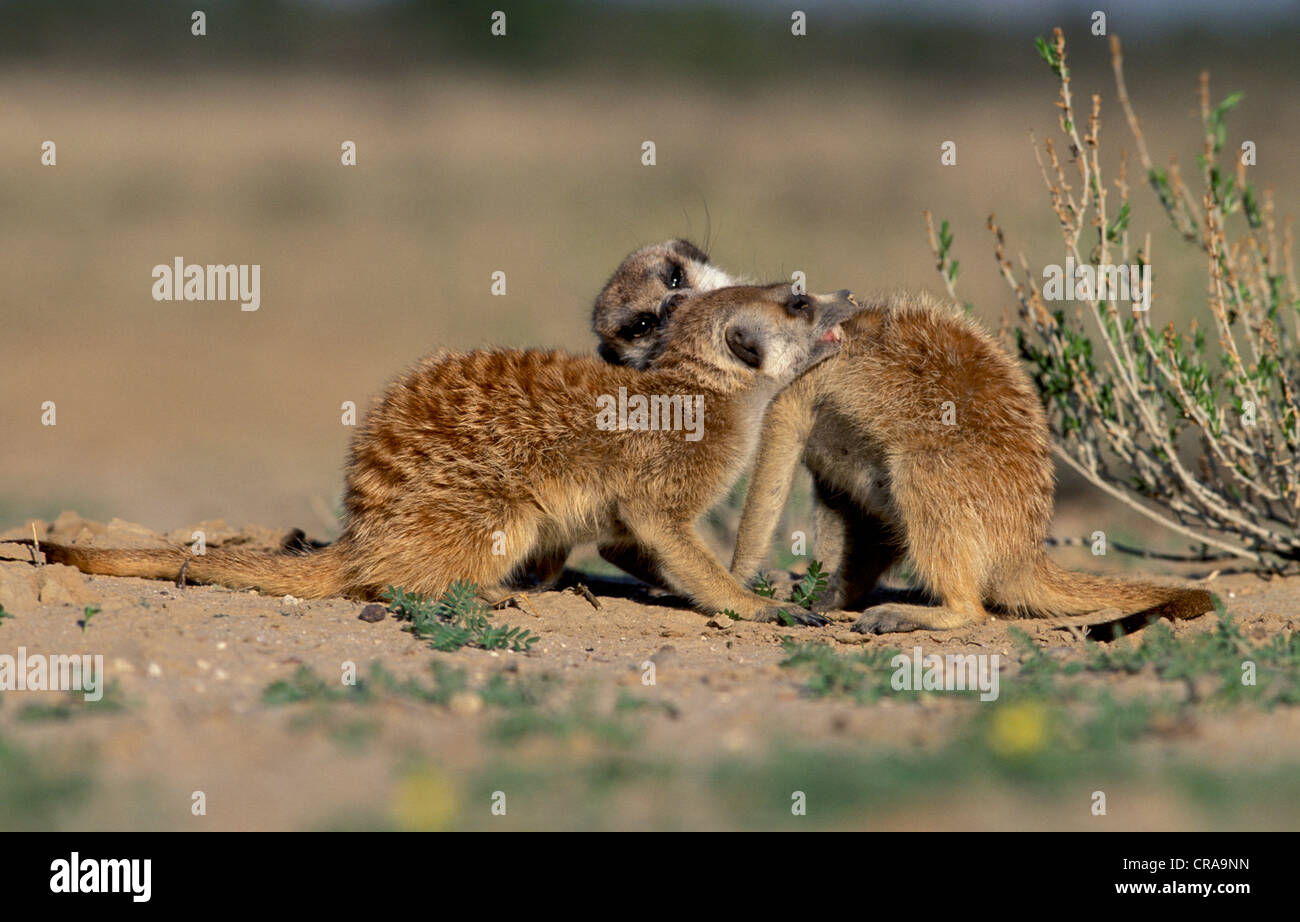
left=2, top=0, right=1298, bottom=561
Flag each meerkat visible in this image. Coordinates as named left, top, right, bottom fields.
left=7, top=285, right=859, bottom=625
left=591, top=241, right=1214, bottom=633
left=592, top=239, right=743, bottom=369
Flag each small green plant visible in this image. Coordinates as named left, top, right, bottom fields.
left=780, top=639, right=915, bottom=703
left=18, top=681, right=128, bottom=722
left=0, top=604, right=13, bottom=624
left=262, top=660, right=556, bottom=711
left=489, top=690, right=643, bottom=746
left=0, top=731, right=92, bottom=829
left=260, top=661, right=644, bottom=750
left=79, top=605, right=100, bottom=634
left=1089, top=617, right=1300, bottom=707
left=262, top=665, right=370, bottom=706
left=383, top=582, right=540, bottom=653
left=372, top=661, right=460, bottom=705
left=750, top=573, right=777, bottom=598
left=750, top=561, right=830, bottom=611
left=1011, top=619, right=1299, bottom=708
left=789, top=561, right=828, bottom=610
left=615, top=690, right=678, bottom=717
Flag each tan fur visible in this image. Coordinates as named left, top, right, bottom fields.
left=7, top=285, right=858, bottom=624
left=24, top=542, right=349, bottom=598
left=592, top=242, right=1214, bottom=633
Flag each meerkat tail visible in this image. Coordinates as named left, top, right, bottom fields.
left=1, top=539, right=350, bottom=599
left=992, top=554, right=1214, bottom=620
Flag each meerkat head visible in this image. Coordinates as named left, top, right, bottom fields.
left=592, top=239, right=738, bottom=369
left=650, top=284, right=861, bottom=389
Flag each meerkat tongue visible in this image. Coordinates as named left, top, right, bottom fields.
left=820, top=325, right=844, bottom=344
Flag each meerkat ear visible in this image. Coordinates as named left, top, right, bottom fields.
left=725, top=323, right=764, bottom=369
left=660, top=291, right=688, bottom=316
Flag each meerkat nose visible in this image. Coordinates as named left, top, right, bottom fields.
left=820, top=325, right=844, bottom=344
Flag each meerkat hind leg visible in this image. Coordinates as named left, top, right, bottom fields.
left=853, top=459, right=992, bottom=633
left=598, top=520, right=669, bottom=590
left=851, top=545, right=990, bottom=634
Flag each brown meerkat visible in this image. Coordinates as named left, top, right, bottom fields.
left=591, top=241, right=1214, bottom=633
left=7, top=285, right=859, bottom=625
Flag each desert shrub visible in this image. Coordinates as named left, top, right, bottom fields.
left=927, top=29, right=1299, bottom=566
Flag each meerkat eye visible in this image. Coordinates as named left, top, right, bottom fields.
left=621, top=314, right=657, bottom=339
left=786, top=296, right=813, bottom=319
left=668, top=263, right=685, bottom=289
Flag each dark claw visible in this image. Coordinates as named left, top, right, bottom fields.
left=778, top=607, right=829, bottom=628
left=754, top=605, right=829, bottom=627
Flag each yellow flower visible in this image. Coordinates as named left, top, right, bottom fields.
left=391, top=766, right=458, bottom=831
left=989, top=701, right=1048, bottom=757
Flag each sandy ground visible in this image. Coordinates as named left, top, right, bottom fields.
left=1, top=512, right=1296, bottom=831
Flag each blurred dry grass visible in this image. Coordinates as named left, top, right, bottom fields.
left=1, top=67, right=1296, bottom=558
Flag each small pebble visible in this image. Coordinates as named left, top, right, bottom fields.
left=358, top=604, right=387, bottom=623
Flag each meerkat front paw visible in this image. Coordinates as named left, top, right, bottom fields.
left=752, top=605, right=829, bottom=628
left=851, top=603, right=927, bottom=634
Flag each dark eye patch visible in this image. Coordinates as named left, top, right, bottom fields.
left=670, top=240, right=710, bottom=264
left=663, top=261, right=686, bottom=290
left=619, top=313, right=659, bottom=339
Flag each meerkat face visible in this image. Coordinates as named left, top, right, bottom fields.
left=655, top=284, right=861, bottom=387
left=592, top=239, right=738, bottom=369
